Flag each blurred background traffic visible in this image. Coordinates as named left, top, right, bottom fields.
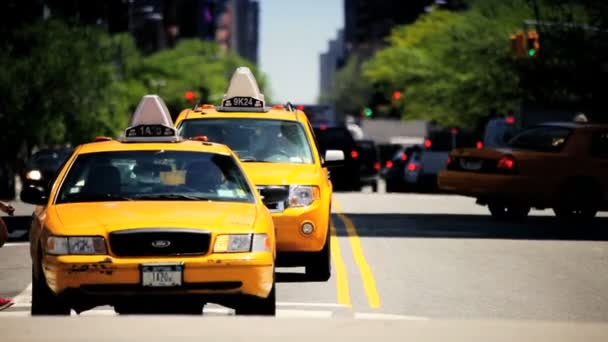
left=1, top=0, right=607, bottom=207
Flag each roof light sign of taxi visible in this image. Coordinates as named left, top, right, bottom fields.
left=219, top=67, right=266, bottom=112
left=122, top=95, right=179, bottom=143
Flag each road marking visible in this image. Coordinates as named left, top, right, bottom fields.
left=333, top=201, right=381, bottom=309
left=354, top=312, right=429, bottom=320
left=12, top=283, right=32, bottom=306
left=276, top=302, right=348, bottom=308
left=330, top=221, right=351, bottom=307
left=2, top=242, right=29, bottom=247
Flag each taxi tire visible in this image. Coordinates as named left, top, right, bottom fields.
left=488, top=202, right=530, bottom=222
left=305, top=227, right=331, bottom=282
left=31, top=264, right=70, bottom=316
left=553, top=180, right=600, bottom=223
left=235, top=282, right=276, bottom=316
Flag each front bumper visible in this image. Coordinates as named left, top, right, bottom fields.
left=42, top=252, right=274, bottom=300
left=271, top=200, right=329, bottom=253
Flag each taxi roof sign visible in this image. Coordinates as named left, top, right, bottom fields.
left=219, top=67, right=266, bottom=112
left=122, top=95, right=179, bottom=142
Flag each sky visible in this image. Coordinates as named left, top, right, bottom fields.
left=259, top=0, right=344, bottom=104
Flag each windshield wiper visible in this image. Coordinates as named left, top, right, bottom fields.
left=240, top=158, right=272, bottom=163
left=76, top=194, right=133, bottom=202
left=132, top=194, right=212, bottom=201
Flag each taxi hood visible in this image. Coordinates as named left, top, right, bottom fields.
left=240, top=162, right=320, bottom=186
left=51, top=201, right=257, bottom=234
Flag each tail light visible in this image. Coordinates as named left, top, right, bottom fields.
left=350, top=150, right=359, bottom=159
left=407, top=163, right=419, bottom=172
left=424, top=139, right=432, bottom=149
left=401, top=153, right=408, bottom=161
left=373, top=162, right=380, bottom=171
left=505, top=116, right=516, bottom=124
left=476, top=141, right=484, bottom=150
left=385, top=160, right=394, bottom=169
left=446, top=155, right=453, bottom=166
left=497, top=155, right=516, bottom=172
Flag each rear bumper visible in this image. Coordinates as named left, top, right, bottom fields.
left=43, top=253, right=274, bottom=300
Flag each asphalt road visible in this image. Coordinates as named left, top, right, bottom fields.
left=2, top=191, right=608, bottom=339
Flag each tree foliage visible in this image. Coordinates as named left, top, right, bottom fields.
left=0, top=20, right=268, bottom=159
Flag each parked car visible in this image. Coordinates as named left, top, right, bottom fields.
left=356, top=139, right=380, bottom=192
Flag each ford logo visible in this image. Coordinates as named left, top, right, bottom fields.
left=151, top=240, right=171, bottom=248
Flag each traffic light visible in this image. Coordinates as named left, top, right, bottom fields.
left=363, top=107, right=373, bottom=117
left=392, top=90, right=402, bottom=100
left=526, top=30, right=540, bottom=57
left=510, top=32, right=526, bottom=57
left=184, top=90, right=196, bottom=103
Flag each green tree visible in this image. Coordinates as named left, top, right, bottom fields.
left=322, top=56, right=373, bottom=118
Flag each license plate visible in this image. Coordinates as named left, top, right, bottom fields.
left=141, top=263, right=183, bottom=287
left=459, top=159, right=482, bottom=170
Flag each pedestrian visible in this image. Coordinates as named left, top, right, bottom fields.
left=0, top=201, right=15, bottom=311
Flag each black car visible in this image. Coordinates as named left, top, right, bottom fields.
left=0, top=160, right=16, bottom=200
left=355, top=139, right=380, bottom=192
left=21, top=148, right=73, bottom=198
left=383, top=145, right=423, bottom=193
left=312, top=124, right=361, bottom=191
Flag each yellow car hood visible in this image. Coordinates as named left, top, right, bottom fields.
left=52, top=201, right=257, bottom=234
left=241, top=163, right=320, bottom=186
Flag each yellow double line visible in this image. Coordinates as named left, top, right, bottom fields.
left=330, top=200, right=380, bottom=309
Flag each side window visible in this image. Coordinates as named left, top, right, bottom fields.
left=591, top=131, right=608, bottom=158
left=508, top=126, right=572, bottom=152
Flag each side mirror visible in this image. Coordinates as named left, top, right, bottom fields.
left=20, top=185, right=49, bottom=206
left=259, top=186, right=289, bottom=205
left=323, top=150, right=344, bottom=168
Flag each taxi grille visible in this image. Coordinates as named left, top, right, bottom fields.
left=109, top=229, right=211, bottom=257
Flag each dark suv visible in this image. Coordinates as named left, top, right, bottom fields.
left=312, top=124, right=361, bottom=191
left=355, top=139, right=380, bottom=192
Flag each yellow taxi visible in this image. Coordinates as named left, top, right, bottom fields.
left=22, top=95, right=287, bottom=316
left=175, top=67, right=344, bottom=281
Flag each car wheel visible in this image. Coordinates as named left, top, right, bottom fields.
left=235, top=282, right=276, bottom=316
left=553, top=180, right=600, bottom=223
left=31, top=264, right=70, bottom=316
left=488, top=202, right=530, bottom=222
left=305, top=227, right=331, bottom=281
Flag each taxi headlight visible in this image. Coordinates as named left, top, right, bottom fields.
left=213, top=234, right=271, bottom=253
left=288, top=185, right=320, bottom=208
left=47, top=236, right=107, bottom=255
left=26, top=170, right=42, bottom=181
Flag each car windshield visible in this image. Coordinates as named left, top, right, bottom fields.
left=313, top=127, right=356, bottom=152
left=178, top=119, right=314, bottom=164
left=56, top=150, right=255, bottom=204
left=30, top=150, right=72, bottom=170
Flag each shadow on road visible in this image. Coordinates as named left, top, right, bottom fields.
left=332, top=213, right=608, bottom=241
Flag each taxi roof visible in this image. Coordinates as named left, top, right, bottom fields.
left=76, top=139, right=234, bottom=155
left=176, top=105, right=308, bottom=124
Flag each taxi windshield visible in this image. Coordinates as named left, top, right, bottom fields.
left=55, top=150, right=254, bottom=204
left=178, top=119, right=314, bottom=164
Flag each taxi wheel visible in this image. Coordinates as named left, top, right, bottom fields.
left=235, top=283, right=276, bottom=316
left=553, top=207, right=598, bottom=222
left=553, top=181, right=600, bottom=223
left=31, top=265, right=70, bottom=316
left=305, top=227, right=331, bottom=281
left=488, top=202, right=530, bottom=222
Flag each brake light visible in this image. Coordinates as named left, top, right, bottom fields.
left=446, top=155, right=453, bottom=166
left=401, top=153, right=408, bottom=161
left=351, top=150, right=359, bottom=159
left=497, top=155, right=516, bottom=172
left=373, top=162, right=380, bottom=171
left=319, top=124, right=328, bottom=130
left=476, top=141, right=484, bottom=150
left=386, top=160, right=394, bottom=168
left=424, top=139, right=432, bottom=149
left=407, top=163, right=419, bottom=172
left=190, top=135, right=209, bottom=142
left=451, top=128, right=459, bottom=134
left=505, top=116, right=516, bottom=124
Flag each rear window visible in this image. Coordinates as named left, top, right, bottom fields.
left=508, top=126, right=572, bottom=152
left=591, top=131, right=608, bottom=158
left=426, top=131, right=478, bottom=151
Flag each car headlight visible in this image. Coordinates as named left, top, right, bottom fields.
left=288, top=185, right=320, bottom=207
left=46, top=236, right=107, bottom=255
left=213, top=234, right=270, bottom=253
left=26, top=170, right=42, bottom=181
